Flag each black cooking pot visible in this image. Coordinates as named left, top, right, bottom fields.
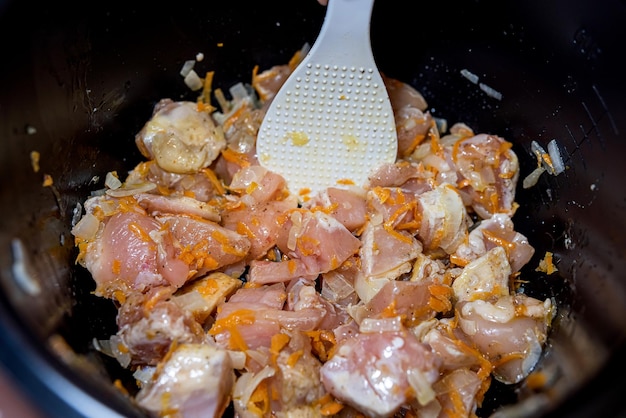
left=1, top=0, right=625, bottom=417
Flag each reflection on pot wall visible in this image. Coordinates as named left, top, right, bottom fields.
left=1, top=0, right=625, bottom=417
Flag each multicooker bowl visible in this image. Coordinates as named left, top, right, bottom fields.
left=1, top=0, right=625, bottom=416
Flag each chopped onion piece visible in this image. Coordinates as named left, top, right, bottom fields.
left=547, top=139, right=565, bottom=175
left=106, top=182, right=156, bottom=197
left=227, top=350, right=247, bottom=369
left=171, top=290, right=209, bottom=315
left=105, top=172, right=122, bottom=190
left=434, top=117, right=448, bottom=134
left=93, top=338, right=113, bottom=357
left=229, top=82, right=254, bottom=103
left=407, top=367, right=436, bottom=406
left=179, top=59, right=195, bottom=77
left=232, top=366, right=275, bottom=408
left=523, top=166, right=546, bottom=189
left=479, top=82, right=503, bottom=100
left=133, top=366, right=156, bottom=386
left=460, top=69, right=479, bottom=84
left=184, top=69, right=204, bottom=91
left=110, top=335, right=131, bottom=368
left=71, top=213, right=100, bottom=240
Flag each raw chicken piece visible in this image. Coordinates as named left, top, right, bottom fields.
left=416, top=368, right=483, bottom=418
left=452, top=246, right=511, bottom=302
left=125, top=161, right=222, bottom=202
left=135, top=99, right=226, bottom=174
left=78, top=203, right=189, bottom=297
left=228, top=164, right=288, bottom=204
left=417, top=184, right=468, bottom=254
left=350, top=280, right=441, bottom=326
left=136, top=343, right=234, bottom=418
left=135, top=193, right=221, bottom=222
left=221, top=198, right=299, bottom=262
left=452, top=133, right=519, bottom=218
left=158, top=215, right=251, bottom=278
left=355, top=220, right=422, bottom=303
left=115, top=290, right=205, bottom=366
left=321, top=328, right=441, bottom=418
left=249, top=210, right=361, bottom=284
left=303, top=186, right=369, bottom=233
left=233, top=331, right=325, bottom=417
left=454, top=213, right=535, bottom=272
left=457, top=294, right=554, bottom=384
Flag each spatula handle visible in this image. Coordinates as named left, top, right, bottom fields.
left=309, top=0, right=376, bottom=65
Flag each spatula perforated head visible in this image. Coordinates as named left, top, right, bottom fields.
left=256, top=0, right=397, bottom=198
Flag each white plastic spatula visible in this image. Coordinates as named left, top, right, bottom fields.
left=256, top=0, right=397, bottom=197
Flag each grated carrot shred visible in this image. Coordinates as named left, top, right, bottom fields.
left=525, top=370, right=548, bottom=390
left=536, top=251, right=558, bottom=275
left=428, top=295, right=452, bottom=312
left=317, top=393, right=345, bottom=416
left=222, top=104, right=247, bottom=132
left=111, top=259, right=121, bottom=275
left=381, top=300, right=398, bottom=318
left=246, top=181, right=259, bottom=195
left=212, top=229, right=247, bottom=256
left=305, top=330, right=336, bottom=362
left=481, top=229, right=516, bottom=254
left=449, top=254, right=470, bottom=267
left=321, top=400, right=344, bottom=416
left=248, top=379, right=270, bottom=416
left=113, top=379, right=129, bottom=396
left=296, top=235, right=320, bottom=256
left=228, top=326, right=249, bottom=351
left=336, top=178, right=355, bottom=185
left=442, top=383, right=467, bottom=418
left=270, top=333, right=290, bottom=364
left=199, top=70, right=216, bottom=111
left=42, top=173, right=53, bottom=187
left=208, top=309, right=256, bottom=335
left=287, top=259, right=298, bottom=275
left=221, top=148, right=251, bottom=168
left=372, top=186, right=391, bottom=203
left=236, top=221, right=256, bottom=239
left=402, top=133, right=426, bottom=157
left=383, top=222, right=414, bottom=244
left=128, top=222, right=152, bottom=242
left=287, top=350, right=303, bottom=367
left=201, top=168, right=226, bottom=195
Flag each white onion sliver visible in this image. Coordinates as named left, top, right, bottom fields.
left=460, top=69, right=479, bottom=84
left=179, top=59, right=195, bottom=77
left=71, top=213, right=100, bottom=240
left=547, top=139, right=565, bottom=175
left=233, top=366, right=275, bottom=407
left=523, top=166, right=546, bottom=189
left=105, top=172, right=122, bottom=190
left=172, top=290, right=209, bottom=314
left=106, top=182, right=157, bottom=197
left=92, top=338, right=113, bottom=356
left=407, top=368, right=436, bottom=406
left=287, top=211, right=303, bottom=251
left=227, top=350, right=247, bottom=370
left=184, top=69, right=203, bottom=91
left=133, top=366, right=156, bottom=386
left=109, top=335, right=131, bottom=368
left=479, top=82, right=503, bottom=100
